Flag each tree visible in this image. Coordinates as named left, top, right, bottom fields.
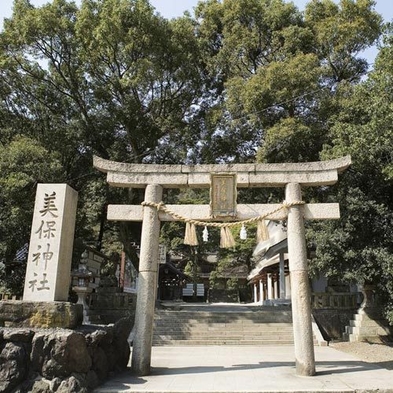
left=0, top=0, right=389, bottom=307
left=192, top=0, right=393, bottom=317
left=308, top=21, right=393, bottom=322
left=0, top=0, right=207, bottom=276
left=193, top=0, right=382, bottom=163
left=0, top=136, right=64, bottom=293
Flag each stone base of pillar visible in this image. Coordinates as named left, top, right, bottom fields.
left=132, top=271, right=158, bottom=376
left=291, top=270, right=316, bottom=376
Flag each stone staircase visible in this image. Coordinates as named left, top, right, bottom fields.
left=153, top=304, right=295, bottom=346
left=343, top=309, right=392, bottom=342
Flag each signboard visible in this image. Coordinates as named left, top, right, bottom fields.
left=210, top=174, right=237, bottom=218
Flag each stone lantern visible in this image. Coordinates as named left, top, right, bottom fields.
left=72, top=250, right=95, bottom=324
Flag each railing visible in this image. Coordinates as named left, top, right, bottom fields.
left=0, top=293, right=22, bottom=301
left=1, top=291, right=360, bottom=309
left=311, top=292, right=359, bottom=309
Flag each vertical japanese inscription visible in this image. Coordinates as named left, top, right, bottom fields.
left=23, top=184, right=78, bottom=302
left=210, top=174, right=237, bottom=218
left=27, top=192, right=58, bottom=293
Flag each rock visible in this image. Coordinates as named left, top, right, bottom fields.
left=85, top=328, right=108, bottom=348
left=62, top=332, right=92, bottom=374
left=50, top=377, right=62, bottom=391
left=30, top=332, right=45, bottom=373
left=42, top=357, right=68, bottom=379
left=2, top=328, right=34, bottom=343
left=93, top=326, right=116, bottom=372
left=30, top=378, right=51, bottom=393
left=91, top=346, right=109, bottom=380
left=1, top=321, right=133, bottom=392
left=112, top=317, right=132, bottom=369
left=86, top=369, right=100, bottom=390
left=0, top=342, right=28, bottom=393
left=56, top=375, right=88, bottom=393
left=31, top=330, right=92, bottom=379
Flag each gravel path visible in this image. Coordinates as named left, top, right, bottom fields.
left=331, top=341, right=393, bottom=370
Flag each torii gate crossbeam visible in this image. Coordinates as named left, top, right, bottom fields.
left=94, top=155, right=351, bottom=378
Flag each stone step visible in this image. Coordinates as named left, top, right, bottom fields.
left=154, top=327, right=294, bottom=333
left=344, top=308, right=392, bottom=342
left=153, top=338, right=294, bottom=344
left=154, top=317, right=292, bottom=322
left=152, top=306, right=297, bottom=346
left=349, top=319, right=388, bottom=328
left=155, top=329, right=294, bottom=336
left=154, top=319, right=292, bottom=329
left=154, top=330, right=294, bottom=336
left=154, top=321, right=293, bottom=328
left=156, top=310, right=292, bottom=316
left=155, top=315, right=292, bottom=323
left=154, top=325, right=292, bottom=333
left=345, top=325, right=390, bottom=336
left=154, top=327, right=293, bottom=333
left=353, top=314, right=385, bottom=322
left=153, top=339, right=293, bottom=346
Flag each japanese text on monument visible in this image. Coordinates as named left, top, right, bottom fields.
left=28, top=192, right=58, bottom=292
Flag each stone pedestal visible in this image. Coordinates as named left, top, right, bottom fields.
left=72, top=286, right=92, bottom=324
left=0, top=301, right=82, bottom=328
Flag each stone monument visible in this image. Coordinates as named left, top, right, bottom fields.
left=0, top=184, right=82, bottom=329
left=23, top=184, right=78, bottom=301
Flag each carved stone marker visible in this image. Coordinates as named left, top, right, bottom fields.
left=23, top=184, right=78, bottom=302
left=94, top=155, right=351, bottom=377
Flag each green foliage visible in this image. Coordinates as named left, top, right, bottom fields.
left=208, top=225, right=257, bottom=289
left=0, top=261, right=26, bottom=295
left=0, top=136, right=64, bottom=262
left=1, top=0, right=393, bottom=318
left=191, top=0, right=382, bottom=164
left=307, top=26, right=393, bottom=321
left=0, top=0, right=207, bottom=279
left=305, top=0, right=381, bottom=82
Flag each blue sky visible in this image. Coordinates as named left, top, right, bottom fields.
left=1, top=0, right=392, bottom=64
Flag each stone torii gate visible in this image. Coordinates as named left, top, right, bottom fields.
left=94, top=155, right=351, bottom=377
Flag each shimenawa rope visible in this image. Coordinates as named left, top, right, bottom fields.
left=141, top=200, right=305, bottom=247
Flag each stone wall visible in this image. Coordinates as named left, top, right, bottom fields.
left=0, top=317, right=132, bottom=393
left=313, top=309, right=357, bottom=340
left=88, top=289, right=136, bottom=325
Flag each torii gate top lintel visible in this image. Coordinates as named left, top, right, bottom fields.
left=93, top=155, right=351, bottom=189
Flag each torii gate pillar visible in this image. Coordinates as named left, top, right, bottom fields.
left=131, top=184, right=162, bottom=376
left=286, top=183, right=315, bottom=375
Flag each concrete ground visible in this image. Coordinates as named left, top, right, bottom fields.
left=94, top=345, right=393, bottom=393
